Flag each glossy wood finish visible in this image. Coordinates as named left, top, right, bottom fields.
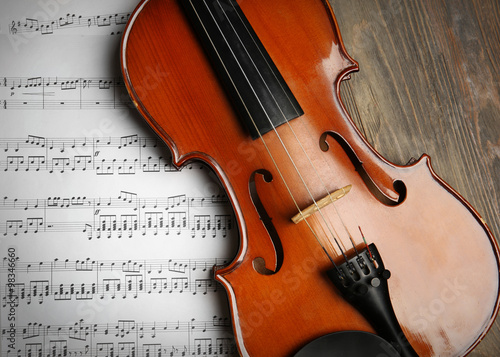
left=121, top=0, right=500, bottom=356
left=331, top=1, right=500, bottom=355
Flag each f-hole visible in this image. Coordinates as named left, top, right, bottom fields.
left=320, top=131, right=407, bottom=206
left=249, top=169, right=284, bottom=275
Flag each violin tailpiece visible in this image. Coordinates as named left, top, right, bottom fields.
left=327, top=244, right=418, bottom=357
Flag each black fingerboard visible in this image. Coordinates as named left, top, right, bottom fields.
left=180, top=0, right=304, bottom=139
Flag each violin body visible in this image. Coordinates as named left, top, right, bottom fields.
left=121, top=0, right=500, bottom=356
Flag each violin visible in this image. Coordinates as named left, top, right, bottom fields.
left=121, top=0, right=500, bottom=355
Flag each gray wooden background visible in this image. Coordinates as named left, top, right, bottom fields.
left=329, top=0, right=500, bottom=355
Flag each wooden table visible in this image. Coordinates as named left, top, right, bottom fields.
left=329, top=0, right=500, bottom=355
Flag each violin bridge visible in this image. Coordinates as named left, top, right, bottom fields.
left=291, top=185, right=352, bottom=224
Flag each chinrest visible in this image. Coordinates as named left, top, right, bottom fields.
left=294, top=331, right=399, bottom=357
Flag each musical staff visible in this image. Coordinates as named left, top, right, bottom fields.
left=1, top=257, right=232, bottom=305
left=0, top=135, right=199, bottom=174
left=1, top=318, right=236, bottom=356
left=0, top=76, right=133, bottom=110
left=1, top=190, right=233, bottom=239
left=8, top=12, right=131, bottom=36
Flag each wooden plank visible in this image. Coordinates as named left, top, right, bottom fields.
left=329, top=0, right=500, bottom=355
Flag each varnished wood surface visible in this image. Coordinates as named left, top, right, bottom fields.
left=330, top=0, right=500, bottom=355
left=122, top=0, right=500, bottom=355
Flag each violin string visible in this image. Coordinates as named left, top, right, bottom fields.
left=215, top=0, right=347, bottom=259
left=190, top=1, right=308, bottom=222
left=227, top=6, right=354, bottom=253
left=288, top=118, right=355, bottom=253
left=224, top=0, right=357, bottom=257
left=197, top=0, right=351, bottom=262
left=216, top=0, right=355, bottom=262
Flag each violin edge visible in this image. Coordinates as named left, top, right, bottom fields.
left=412, top=154, right=500, bottom=356
left=119, top=0, right=500, bottom=356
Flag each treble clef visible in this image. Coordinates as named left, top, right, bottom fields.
left=10, top=21, right=17, bottom=35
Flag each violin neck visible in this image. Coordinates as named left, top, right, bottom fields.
left=179, top=0, right=303, bottom=139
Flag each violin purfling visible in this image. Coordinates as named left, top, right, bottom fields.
left=121, top=0, right=500, bottom=355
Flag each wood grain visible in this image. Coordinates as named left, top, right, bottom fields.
left=330, top=0, right=500, bottom=355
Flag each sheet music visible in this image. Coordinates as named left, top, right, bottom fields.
left=0, top=76, right=133, bottom=110
left=0, top=1, right=238, bottom=356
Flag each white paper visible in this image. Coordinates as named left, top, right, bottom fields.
left=0, top=1, right=238, bottom=356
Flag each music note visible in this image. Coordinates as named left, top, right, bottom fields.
left=0, top=189, right=233, bottom=239
left=4, top=318, right=235, bottom=356
left=0, top=76, right=133, bottom=110
left=24, top=18, right=39, bottom=31
left=59, top=14, right=76, bottom=27
left=40, top=22, right=54, bottom=35
left=8, top=11, right=132, bottom=36
left=0, top=135, right=179, bottom=174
